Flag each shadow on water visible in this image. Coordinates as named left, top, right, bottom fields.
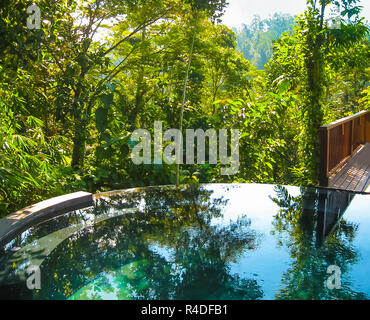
left=270, top=186, right=367, bottom=300
left=33, top=185, right=263, bottom=300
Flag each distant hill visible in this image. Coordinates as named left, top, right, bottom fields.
left=234, top=13, right=296, bottom=69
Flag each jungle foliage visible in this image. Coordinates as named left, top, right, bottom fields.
left=0, top=0, right=369, bottom=216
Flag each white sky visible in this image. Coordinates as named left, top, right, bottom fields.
left=221, top=0, right=370, bottom=29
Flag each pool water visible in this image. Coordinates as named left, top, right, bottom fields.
left=0, top=184, right=369, bottom=300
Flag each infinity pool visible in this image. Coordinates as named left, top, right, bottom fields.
left=0, top=184, right=369, bottom=300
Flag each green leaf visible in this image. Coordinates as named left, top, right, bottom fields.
left=95, top=108, right=108, bottom=132
left=278, top=80, right=290, bottom=94
left=99, top=93, right=114, bottom=107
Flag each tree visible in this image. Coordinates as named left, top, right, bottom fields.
left=266, top=0, right=368, bottom=185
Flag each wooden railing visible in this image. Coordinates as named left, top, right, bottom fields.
left=319, top=110, right=370, bottom=186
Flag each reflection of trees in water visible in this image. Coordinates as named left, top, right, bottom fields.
left=270, top=186, right=367, bottom=300
left=37, top=185, right=263, bottom=300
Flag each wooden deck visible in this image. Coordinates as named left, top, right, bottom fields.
left=319, top=110, right=370, bottom=193
left=328, top=143, right=370, bottom=193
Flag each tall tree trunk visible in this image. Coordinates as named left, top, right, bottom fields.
left=176, top=27, right=196, bottom=185
left=303, top=1, right=327, bottom=184
left=128, top=27, right=147, bottom=131
left=71, top=77, right=88, bottom=170
left=71, top=117, right=87, bottom=169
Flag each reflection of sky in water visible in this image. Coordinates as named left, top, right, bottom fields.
left=206, top=184, right=370, bottom=299
left=207, top=184, right=300, bottom=228
left=340, top=196, right=370, bottom=295
left=206, top=184, right=298, bottom=299
left=149, top=243, right=175, bottom=262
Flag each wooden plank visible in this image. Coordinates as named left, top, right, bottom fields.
left=356, top=164, right=370, bottom=192
left=329, top=154, right=352, bottom=186
left=335, top=166, right=356, bottom=190
left=330, top=166, right=351, bottom=189
left=329, top=146, right=366, bottom=189
left=328, top=143, right=370, bottom=192
left=345, top=162, right=368, bottom=192
left=339, top=153, right=365, bottom=190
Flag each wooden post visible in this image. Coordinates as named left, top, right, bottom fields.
left=350, top=118, right=354, bottom=154
left=319, top=127, right=329, bottom=186
left=361, top=115, right=365, bottom=143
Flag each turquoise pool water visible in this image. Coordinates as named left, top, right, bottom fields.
left=0, top=184, right=369, bottom=300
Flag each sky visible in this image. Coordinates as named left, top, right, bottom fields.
left=221, top=0, right=370, bottom=29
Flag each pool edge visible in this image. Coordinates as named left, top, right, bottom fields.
left=0, top=191, right=94, bottom=247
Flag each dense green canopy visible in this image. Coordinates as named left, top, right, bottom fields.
left=0, top=0, right=369, bottom=216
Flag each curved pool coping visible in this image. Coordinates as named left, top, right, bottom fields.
left=0, top=186, right=175, bottom=247
left=0, top=184, right=182, bottom=247
left=0, top=191, right=94, bottom=247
